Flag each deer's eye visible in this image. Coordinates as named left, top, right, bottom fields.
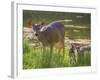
left=35, top=33, right=38, bottom=36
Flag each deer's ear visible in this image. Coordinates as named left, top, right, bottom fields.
left=39, top=17, right=45, bottom=26
left=40, top=21, right=45, bottom=26
left=27, top=19, right=34, bottom=28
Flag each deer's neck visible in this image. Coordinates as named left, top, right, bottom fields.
left=37, top=31, right=48, bottom=46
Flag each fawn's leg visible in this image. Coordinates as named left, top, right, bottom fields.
left=70, top=56, right=72, bottom=64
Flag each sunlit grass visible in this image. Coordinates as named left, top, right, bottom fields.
left=23, top=40, right=91, bottom=69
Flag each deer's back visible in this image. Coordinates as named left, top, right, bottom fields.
left=39, top=21, right=64, bottom=47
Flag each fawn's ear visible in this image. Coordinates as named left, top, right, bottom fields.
left=27, top=19, right=34, bottom=28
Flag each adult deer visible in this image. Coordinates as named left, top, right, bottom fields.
left=27, top=19, right=65, bottom=66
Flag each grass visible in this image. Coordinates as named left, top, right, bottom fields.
left=23, top=40, right=91, bottom=69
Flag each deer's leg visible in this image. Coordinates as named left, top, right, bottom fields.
left=58, top=48, right=61, bottom=64
left=62, top=41, right=65, bottom=64
left=50, top=45, right=53, bottom=66
left=41, top=46, right=46, bottom=67
left=62, top=47, right=65, bottom=61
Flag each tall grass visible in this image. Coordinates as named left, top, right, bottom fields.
left=23, top=40, right=91, bottom=69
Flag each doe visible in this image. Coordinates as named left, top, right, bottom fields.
left=27, top=19, right=65, bottom=66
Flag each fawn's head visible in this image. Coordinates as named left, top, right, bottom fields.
left=27, top=19, right=44, bottom=36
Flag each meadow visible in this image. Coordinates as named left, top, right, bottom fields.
left=23, top=40, right=91, bottom=69
left=23, top=10, right=91, bottom=69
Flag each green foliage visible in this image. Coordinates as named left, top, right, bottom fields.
left=23, top=40, right=91, bottom=69
left=23, top=10, right=90, bottom=27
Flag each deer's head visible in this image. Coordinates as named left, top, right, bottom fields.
left=27, top=19, right=44, bottom=36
